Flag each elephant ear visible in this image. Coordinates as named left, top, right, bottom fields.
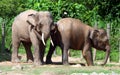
left=90, top=29, right=99, bottom=39
left=27, top=13, right=38, bottom=27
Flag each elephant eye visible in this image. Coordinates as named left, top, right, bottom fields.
left=39, top=23, right=43, bottom=28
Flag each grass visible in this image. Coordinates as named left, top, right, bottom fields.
left=0, top=63, right=120, bottom=75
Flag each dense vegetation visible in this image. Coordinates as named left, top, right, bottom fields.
left=0, top=0, right=120, bottom=62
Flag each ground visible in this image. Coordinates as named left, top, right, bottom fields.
left=0, top=54, right=120, bottom=75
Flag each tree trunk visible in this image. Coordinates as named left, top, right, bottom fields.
left=106, top=23, right=110, bottom=63
left=93, top=21, right=97, bottom=61
left=118, top=29, right=120, bottom=63
left=1, top=19, right=5, bottom=53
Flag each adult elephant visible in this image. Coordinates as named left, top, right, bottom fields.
left=11, top=9, right=53, bottom=65
left=46, top=18, right=110, bottom=66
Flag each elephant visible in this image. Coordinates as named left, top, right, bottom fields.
left=46, top=18, right=110, bottom=66
left=11, top=9, right=53, bottom=65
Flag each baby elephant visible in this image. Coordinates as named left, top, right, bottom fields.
left=46, top=18, right=110, bottom=66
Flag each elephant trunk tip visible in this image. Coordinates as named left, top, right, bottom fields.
left=101, top=46, right=110, bottom=66
left=50, top=36, right=54, bottom=46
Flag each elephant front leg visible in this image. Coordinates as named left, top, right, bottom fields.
left=33, top=46, right=43, bottom=65
left=30, top=31, right=43, bottom=65
left=82, top=49, right=94, bottom=66
left=46, top=44, right=56, bottom=64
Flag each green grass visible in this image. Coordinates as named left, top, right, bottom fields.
left=0, top=63, right=120, bottom=75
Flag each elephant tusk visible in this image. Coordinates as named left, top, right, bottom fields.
left=33, top=29, right=46, bottom=45
left=42, top=33, right=46, bottom=45
left=50, top=36, right=54, bottom=46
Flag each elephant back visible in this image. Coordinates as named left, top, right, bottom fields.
left=14, top=10, right=38, bottom=22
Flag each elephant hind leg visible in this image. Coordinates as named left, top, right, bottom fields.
left=22, top=42, right=33, bottom=63
left=61, top=44, right=69, bottom=65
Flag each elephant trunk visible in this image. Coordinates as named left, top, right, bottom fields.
left=50, top=36, right=54, bottom=46
left=101, top=45, right=110, bottom=66
left=33, top=29, right=46, bottom=45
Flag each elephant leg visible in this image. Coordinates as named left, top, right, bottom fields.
left=61, top=35, right=70, bottom=65
left=82, top=49, right=93, bottom=66
left=22, top=42, right=33, bottom=63
left=33, top=43, right=42, bottom=65
left=62, top=45, right=69, bottom=65
left=11, top=39, right=20, bottom=63
left=39, top=43, right=45, bottom=64
left=68, top=50, right=71, bottom=57
left=33, top=44, right=41, bottom=65
left=46, top=44, right=56, bottom=64
left=30, top=34, right=42, bottom=65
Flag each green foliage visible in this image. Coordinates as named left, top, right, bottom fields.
left=0, top=0, right=120, bottom=62
left=0, top=0, right=28, bottom=18
left=98, top=0, right=120, bottom=19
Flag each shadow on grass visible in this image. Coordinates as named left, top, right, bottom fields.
left=0, top=49, right=11, bottom=62
left=49, top=62, right=86, bottom=66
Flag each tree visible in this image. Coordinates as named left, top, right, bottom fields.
left=0, top=0, right=28, bottom=18
left=0, top=0, right=28, bottom=52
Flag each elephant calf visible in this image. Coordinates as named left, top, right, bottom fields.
left=11, top=9, right=53, bottom=65
left=46, top=18, right=110, bottom=66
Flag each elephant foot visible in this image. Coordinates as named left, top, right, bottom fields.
left=11, top=55, right=21, bottom=63
left=63, top=61, right=69, bottom=65
left=27, top=59, right=33, bottom=63
left=11, top=58, right=20, bottom=63
left=27, top=58, right=34, bottom=63
left=33, top=61, right=44, bottom=66
left=87, top=62, right=94, bottom=66
left=101, top=63, right=105, bottom=66
left=46, top=60, right=52, bottom=64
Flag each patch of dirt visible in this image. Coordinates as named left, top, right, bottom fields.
left=1, top=72, right=25, bottom=75
left=50, top=56, right=83, bottom=63
left=40, top=72, right=58, bottom=75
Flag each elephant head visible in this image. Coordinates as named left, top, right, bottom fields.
left=90, top=29, right=110, bottom=65
left=27, top=11, right=53, bottom=45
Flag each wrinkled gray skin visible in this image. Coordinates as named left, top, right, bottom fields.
left=11, top=10, right=53, bottom=65
left=46, top=18, right=110, bottom=66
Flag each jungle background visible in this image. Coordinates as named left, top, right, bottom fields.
left=0, top=0, right=120, bottom=63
